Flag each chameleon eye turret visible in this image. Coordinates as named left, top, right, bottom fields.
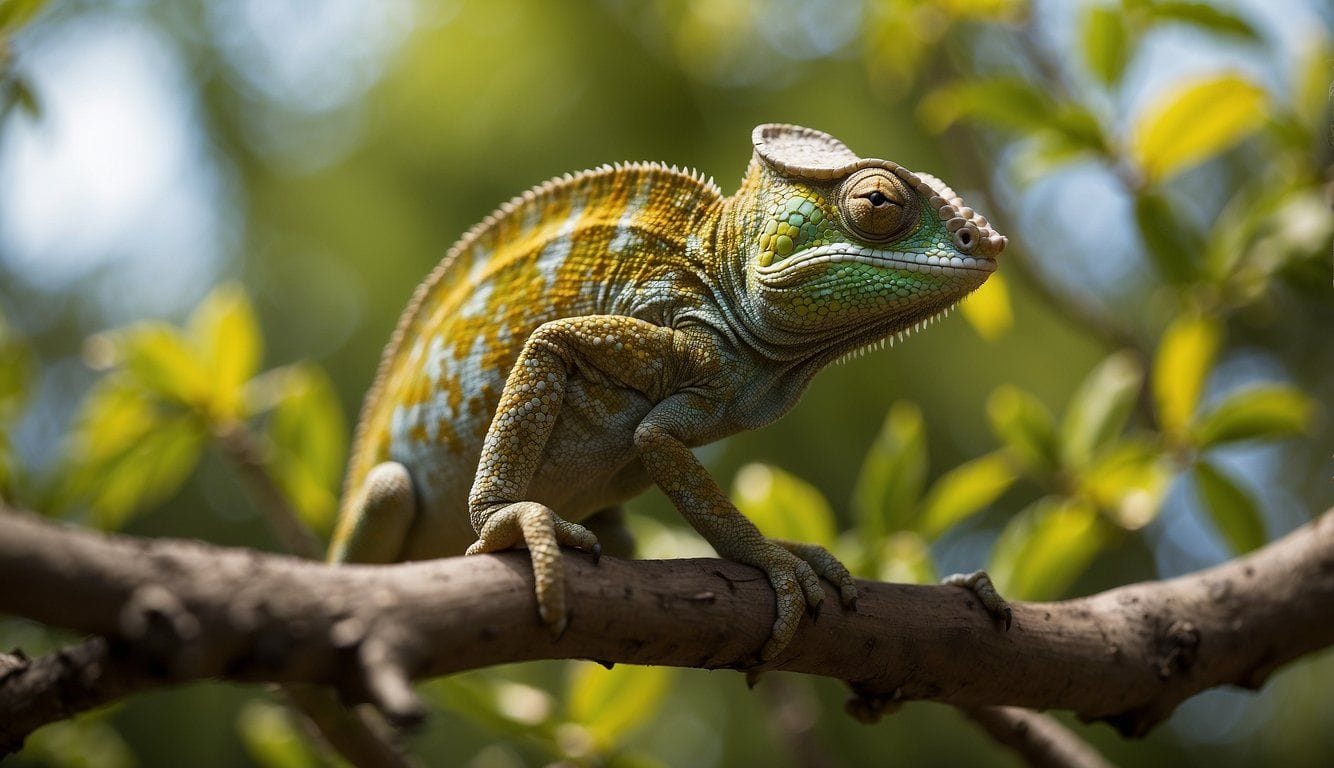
left=839, top=168, right=919, bottom=243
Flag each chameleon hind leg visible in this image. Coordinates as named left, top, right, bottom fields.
left=942, top=570, right=1012, bottom=629
left=328, top=461, right=418, bottom=565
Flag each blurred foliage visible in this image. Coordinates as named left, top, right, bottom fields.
left=2, top=0, right=1332, bottom=766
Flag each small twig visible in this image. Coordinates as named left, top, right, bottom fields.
left=211, top=420, right=322, bottom=560
left=962, top=706, right=1116, bottom=768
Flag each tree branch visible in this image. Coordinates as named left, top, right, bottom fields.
left=1, top=505, right=1331, bottom=756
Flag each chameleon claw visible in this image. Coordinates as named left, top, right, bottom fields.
left=550, top=613, right=569, bottom=640
left=591, top=542, right=602, bottom=565
left=810, top=597, right=823, bottom=622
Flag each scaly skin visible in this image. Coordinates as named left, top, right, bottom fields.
left=330, top=124, right=1006, bottom=659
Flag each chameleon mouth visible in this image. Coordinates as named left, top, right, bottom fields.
left=756, top=243, right=996, bottom=288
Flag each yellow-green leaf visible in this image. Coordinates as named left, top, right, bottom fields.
left=112, top=323, right=211, bottom=407
left=428, top=675, right=553, bottom=737
left=189, top=283, right=262, bottom=418
left=1081, top=437, right=1170, bottom=530
left=236, top=700, right=322, bottom=768
left=0, top=310, right=32, bottom=421
left=1193, top=385, right=1315, bottom=447
left=0, top=0, right=50, bottom=32
left=266, top=364, right=348, bottom=533
left=987, top=385, right=1059, bottom=475
left=74, top=411, right=205, bottom=530
left=919, top=78, right=1056, bottom=135
left=989, top=497, right=1105, bottom=601
left=65, top=377, right=205, bottom=526
left=1145, top=1, right=1259, bottom=40
left=1152, top=313, right=1220, bottom=438
left=1134, top=190, right=1203, bottom=284
left=851, top=401, right=926, bottom=541
left=20, top=713, right=134, bottom=768
left=1082, top=5, right=1130, bottom=86
left=568, top=663, right=674, bottom=752
left=1059, top=351, right=1143, bottom=469
left=961, top=271, right=1013, bottom=341
left=732, top=463, right=837, bottom=548
left=1130, top=72, right=1268, bottom=183
left=1193, top=460, right=1265, bottom=554
left=915, top=451, right=1016, bottom=539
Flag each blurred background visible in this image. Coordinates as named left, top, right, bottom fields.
left=0, top=0, right=1331, bottom=766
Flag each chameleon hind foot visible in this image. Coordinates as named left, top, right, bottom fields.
left=942, top=569, right=1012, bottom=629
left=467, top=501, right=600, bottom=637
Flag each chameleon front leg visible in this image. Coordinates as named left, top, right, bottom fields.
left=633, top=393, right=858, bottom=660
left=466, top=315, right=687, bottom=635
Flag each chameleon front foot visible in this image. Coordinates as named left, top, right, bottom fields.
left=776, top=540, right=859, bottom=612
left=733, top=539, right=857, bottom=661
left=942, top=569, right=1012, bottom=629
left=466, top=501, right=600, bottom=637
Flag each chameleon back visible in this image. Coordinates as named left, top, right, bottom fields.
left=338, top=164, right=723, bottom=556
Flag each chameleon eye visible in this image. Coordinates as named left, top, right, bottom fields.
left=840, top=168, right=918, bottom=243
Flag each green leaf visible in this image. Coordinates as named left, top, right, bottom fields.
left=0, top=0, right=49, bottom=32
left=960, top=271, right=1013, bottom=341
left=1134, top=190, right=1203, bottom=284
left=915, top=451, right=1016, bottom=539
left=189, top=283, right=263, bottom=419
left=919, top=78, right=1057, bottom=135
left=1193, top=460, right=1265, bottom=554
left=1152, top=313, right=1220, bottom=438
left=1194, top=385, right=1315, bottom=447
left=266, top=364, right=348, bottom=533
left=851, top=401, right=926, bottom=541
left=0, top=310, right=32, bottom=421
left=1130, top=72, right=1268, bottom=183
left=106, top=323, right=211, bottom=408
left=568, top=662, right=674, bottom=752
left=236, top=700, right=323, bottom=768
left=1293, top=40, right=1333, bottom=131
left=65, top=376, right=205, bottom=528
left=733, top=463, right=837, bottom=548
left=20, top=712, right=135, bottom=768
left=989, top=497, right=1105, bottom=601
left=1081, top=437, right=1171, bottom=529
left=987, top=385, right=1059, bottom=475
left=1059, top=351, right=1143, bottom=469
left=1082, top=5, right=1130, bottom=86
left=1144, top=1, right=1260, bottom=40
left=429, top=675, right=554, bottom=737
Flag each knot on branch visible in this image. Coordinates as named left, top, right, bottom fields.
left=118, top=585, right=202, bottom=677
left=352, top=622, right=426, bottom=729
left=1155, top=620, right=1200, bottom=680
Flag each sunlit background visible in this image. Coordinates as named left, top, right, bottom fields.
left=1, top=0, right=1331, bottom=766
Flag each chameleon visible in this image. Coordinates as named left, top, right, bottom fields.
left=329, top=124, right=1007, bottom=660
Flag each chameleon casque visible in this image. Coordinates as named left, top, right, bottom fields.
left=330, top=124, right=1007, bottom=660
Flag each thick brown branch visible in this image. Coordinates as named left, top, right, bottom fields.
left=1, top=507, right=1331, bottom=755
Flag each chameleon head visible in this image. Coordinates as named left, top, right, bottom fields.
left=730, top=124, right=1005, bottom=346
